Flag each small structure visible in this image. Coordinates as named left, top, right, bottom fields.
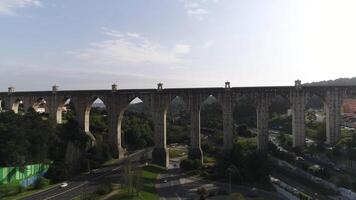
left=52, top=85, right=59, bottom=94
left=295, top=79, right=302, bottom=90
left=8, top=86, right=15, bottom=94
left=157, top=82, right=163, bottom=91
left=112, top=83, right=118, bottom=92
left=225, top=81, right=231, bottom=89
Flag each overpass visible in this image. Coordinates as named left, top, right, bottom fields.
left=1, top=80, right=355, bottom=167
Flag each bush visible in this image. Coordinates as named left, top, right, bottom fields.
left=0, top=184, right=24, bottom=197
left=95, top=183, right=112, bottom=195
left=201, top=141, right=218, bottom=155
left=229, top=193, right=246, bottom=200
left=337, top=175, right=352, bottom=189
left=180, top=159, right=202, bottom=171
left=75, top=192, right=99, bottom=200
left=34, top=176, right=50, bottom=189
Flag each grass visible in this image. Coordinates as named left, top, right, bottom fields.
left=204, top=193, right=265, bottom=200
left=106, top=164, right=166, bottom=200
left=169, top=148, right=187, bottom=158
left=1, top=184, right=57, bottom=200
left=236, top=136, right=257, bottom=145
left=101, top=158, right=120, bottom=167
left=203, top=155, right=216, bottom=165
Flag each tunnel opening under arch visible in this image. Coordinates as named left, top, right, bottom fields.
left=121, top=97, right=154, bottom=153
left=166, top=96, right=190, bottom=165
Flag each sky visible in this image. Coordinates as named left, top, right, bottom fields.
left=1, top=0, right=356, bottom=91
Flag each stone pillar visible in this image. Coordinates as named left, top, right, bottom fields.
left=108, top=109, right=125, bottom=159
left=222, top=93, right=234, bottom=150
left=9, top=98, right=20, bottom=114
left=22, top=96, right=35, bottom=112
left=48, top=86, right=61, bottom=124
left=291, top=91, right=306, bottom=147
left=48, top=98, right=62, bottom=124
left=256, top=95, right=269, bottom=151
left=151, top=94, right=169, bottom=167
left=74, top=97, right=96, bottom=142
left=188, top=95, right=203, bottom=163
left=325, top=89, right=342, bottom=145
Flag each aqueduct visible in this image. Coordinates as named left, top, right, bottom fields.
left=0, top=80, right=354, bottom=167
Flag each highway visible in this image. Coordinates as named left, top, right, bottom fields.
left=21, top=148, right=151, bottom=200
left=156, top=158, right=283, bottom=200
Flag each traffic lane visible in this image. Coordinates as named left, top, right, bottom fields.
left=47, top=166, right=122, bottom=200
left=21, top=148, right=150, bottom=200
left=49, top=166, right=123, bottom=200
left=271, top=171, right=334, bottom=200
left=156, top=161, right=189, bottom=200
left=22, top=164, right=120, bottom=200
left=22, top=180, right=86, bottom=200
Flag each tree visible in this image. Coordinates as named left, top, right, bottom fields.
left=227, top=164, right=240, bottom=193
left=0, top=111, right=55, bottom=167
left=122, top=112, right=154, bottom=150
left=306, top=111, right=317, bottom=124
left=197, top=187, right=208, bottom=200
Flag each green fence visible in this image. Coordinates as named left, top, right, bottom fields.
left=0, top=164, right=49, bottom=187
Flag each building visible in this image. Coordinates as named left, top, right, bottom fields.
left=342, top=99, right=356, bottom=114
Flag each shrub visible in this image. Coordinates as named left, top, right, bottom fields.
left=0, top=184, right=24, bottom=197
left=95, top=183, right=112, bottom=195
left=180, top=159, right=202, bottom=171
left=75, top=192, right=99, bottom=200
left=34, top=176, right=50, bottom=189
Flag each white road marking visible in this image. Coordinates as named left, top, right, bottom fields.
left=44, top=181, right=88, bottom=200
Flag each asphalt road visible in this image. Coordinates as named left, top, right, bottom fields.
left=156, top=158, right=283, bottom=200
left=22, top=148, right=151, bottom=200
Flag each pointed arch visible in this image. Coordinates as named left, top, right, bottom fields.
left=32, top=97, right=48, bottom=113
left=56, top=97, right=76, bottom=124
left=11, top=98, right=23, bottom=114
left=166, top=96, right=190, bottom=147
left=84, top=96, right=108, bottom=138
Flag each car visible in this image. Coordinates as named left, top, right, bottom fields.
left=59, top=182, right=68, bottom=188
left=296, top=156, right=305, bottom=161
left=163, top=179, right=168, bottom=183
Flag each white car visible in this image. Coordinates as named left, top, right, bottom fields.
left=59, top=182, right=68, bottom=188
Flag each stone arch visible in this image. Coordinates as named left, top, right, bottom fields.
left=234, top=93, right=257, bottom=128
left=120, top=96, right=153, bottom=151
left=200, top=94, right=224, bottom=153
left=301, top=90, right=330, bottom=146
left=11, top=98, right=23, bottom=114
left=83, top=96, right=108, bottom=137
left=32, top=97, right=48, bottom=113
left=0, top=97, right=5, bottom=111
left=200, top=94, right=222, bottom=107
left=269, top=94, right=291, bottom=120
left=56, top=97, right=76, bottom=124
left=268, top=94, right=293, bottom=149
left=166, top=95, right=190, bottom=150
left=126, top=95, right=147, bottom=108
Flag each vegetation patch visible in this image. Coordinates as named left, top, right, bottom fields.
left=104, top=164, right=166, bottom=200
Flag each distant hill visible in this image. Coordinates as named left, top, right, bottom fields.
left=304, top=77, right=356, bottom=86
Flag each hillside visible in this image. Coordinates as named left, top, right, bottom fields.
left=304, top=77, right=356, bottom=86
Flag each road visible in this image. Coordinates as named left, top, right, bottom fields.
left=22, top=148, right=151, bottom=200
left=156, top=158, right=283, bottom=200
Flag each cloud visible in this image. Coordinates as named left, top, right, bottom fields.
left=0, top=0, right=41, bottom=16
left=202, top=40, right=214, bottom=48
left=72, top=29, right=191, bottom=66
left=181, top=0, right=219, bottom=19
left=173, top=44, right=191, bottom=54
left=187, top=8, right=209, bottom=16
